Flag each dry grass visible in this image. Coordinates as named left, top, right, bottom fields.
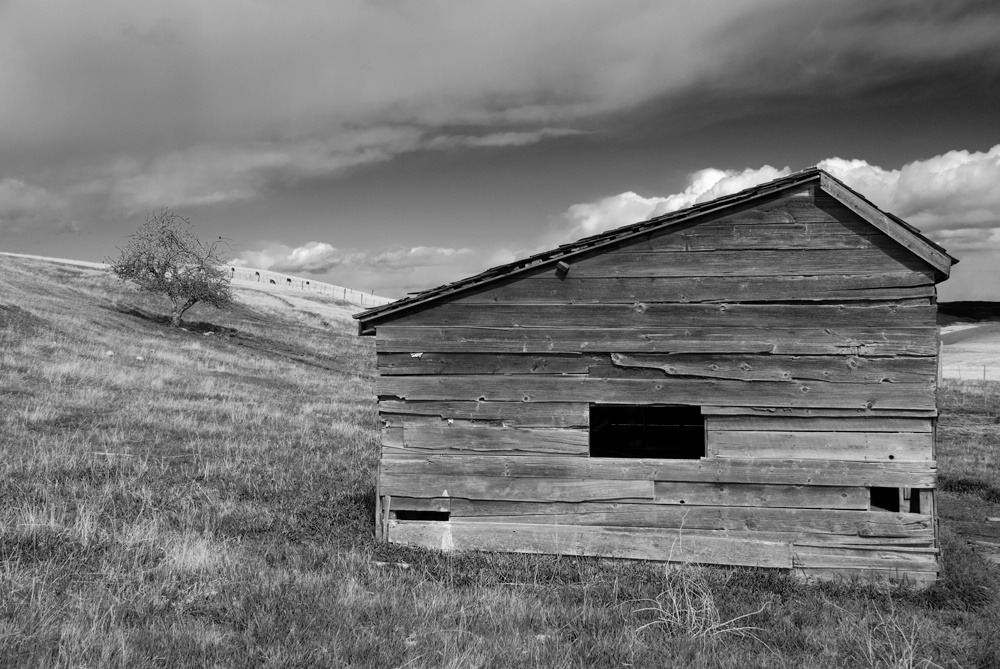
left=2, top=253, right=999, bottom=668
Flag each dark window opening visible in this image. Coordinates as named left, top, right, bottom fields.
left=393, top=510, right=450, bottom=521
left=870, top=487, right=900, bottom=512
left=590, top=405, right=704, bottom=459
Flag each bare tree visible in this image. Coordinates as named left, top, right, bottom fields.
left=108, top=209, right=234, bottom=327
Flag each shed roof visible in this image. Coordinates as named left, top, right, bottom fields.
left=355, top=167, right=957, bottom=331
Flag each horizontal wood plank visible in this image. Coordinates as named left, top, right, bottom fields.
left=379, top=375, right=936, bottom=410
left=387, top=521, right=794, bottom=568
left=706, top=415, right=933, bottom=433
left=608, top=353, right=936, bottom=384
left=452, top=274, right=935, bottom=305
left=793, top=567, right=937, bottom=587
left=379, top=455, right=937, bottom=487
left=398, top=422, right=589, bottom=456
left=448, top=500, right=934, bottom=538
left=638, top=226, right=886, bottom=252
left=793, top=545, right=938, bottom=572
left=381, top=425, right=402, bottom=448
left=379, top=352, right=938, bottom=385
left=700, top=406, right=938, bottom=418
left=380, top=473, right=654, bottom=502
left=651, top=481, right=868, bottom=510
left=387, top=303, right=936, bottom=329
left=378, top=400, right=589, bottom=427
left=375, top=326, right=939, bottom=356
left=707, top=430, right=933, bottom=461
left=379, top=352, right=604, bottom=376
left=390, top=497, right=451, bottom=513
left=552, top=248, right=931, bottom=278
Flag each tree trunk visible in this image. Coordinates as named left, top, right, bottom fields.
left=170, top=298, right=198, bottom=327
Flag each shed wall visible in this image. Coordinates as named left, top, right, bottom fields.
left=373, top=186, right=941, bottom=585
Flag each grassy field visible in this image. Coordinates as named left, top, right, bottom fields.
left=2, top=253, right=1000, bottom=668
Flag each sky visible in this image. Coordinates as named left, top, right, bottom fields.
left=1, top=0, right=999, bottom=300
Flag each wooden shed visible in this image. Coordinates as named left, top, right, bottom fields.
left=355, top=167, right=957, bottom=585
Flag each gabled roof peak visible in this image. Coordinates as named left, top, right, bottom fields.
left=356, top=167, right=956, bottom=328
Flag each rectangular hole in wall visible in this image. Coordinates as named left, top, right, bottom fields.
left=907, top=488, right=923, bottom=513
left=590, top=404, right=704, bottom=459
left=394, top=510, right=450, bottom=521
left=870, top=487, right=900, bottom=512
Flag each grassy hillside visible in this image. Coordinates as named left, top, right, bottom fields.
left=2, top=253, right=1000, bottom=668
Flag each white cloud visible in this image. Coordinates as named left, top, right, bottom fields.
left=547, top=165, right=789, bottom=247
left=560, top=192, right=671, bottom=241
left=819, top=145, right=1000, bottom=235
left=647, top=165, right=791, bottom=218
left=0, top=179, right=69, bottom=232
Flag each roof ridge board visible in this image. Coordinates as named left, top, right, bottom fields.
left=355, top=170, right=823, bottom=322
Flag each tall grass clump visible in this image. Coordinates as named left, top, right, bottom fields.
left=629, top=565, right=768, bottom=643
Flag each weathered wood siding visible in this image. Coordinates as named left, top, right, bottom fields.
left=372, top=187, right=941, bottom=584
